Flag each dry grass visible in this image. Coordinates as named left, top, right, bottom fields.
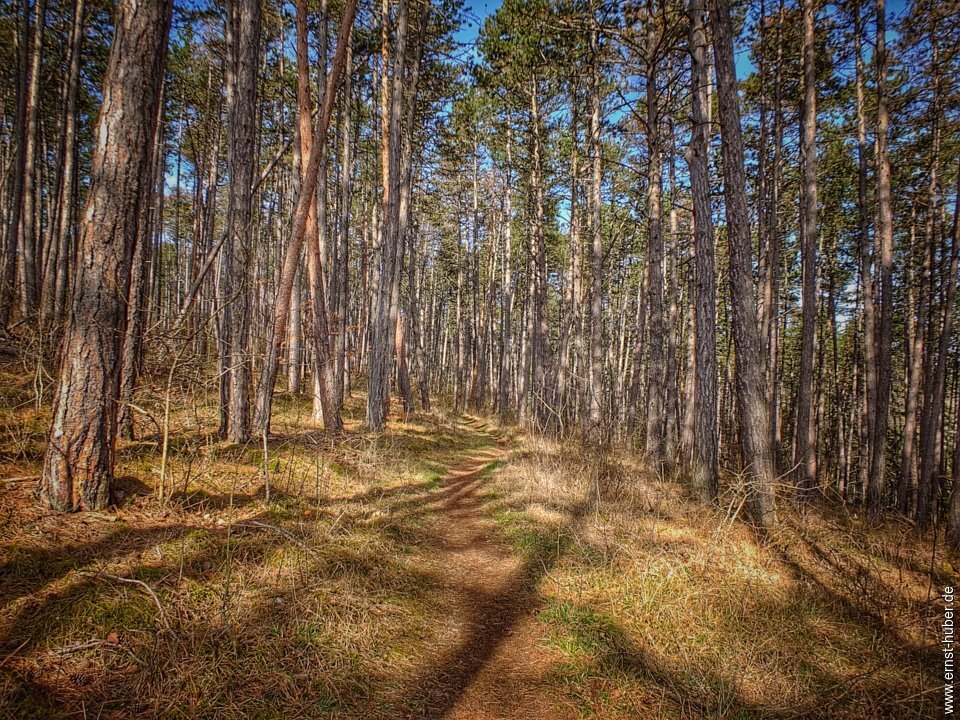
left=483, top=432, right=946, bottom=719
left=0, top=360, right=495, bottom=719
left=0, top=354, right=949, bottom=719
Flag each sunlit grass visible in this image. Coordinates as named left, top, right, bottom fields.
left=0, top=361, right=945, bottom=718
left=485, top=432, right=941, bottom=719
left=0, top=373, right=497, bottom=718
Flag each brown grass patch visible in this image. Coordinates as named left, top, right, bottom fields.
left=0, top=359, right=496, bottom=718
left=485, top=432, right=945, bottom=719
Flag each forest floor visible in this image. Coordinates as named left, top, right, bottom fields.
left=404, top=419, right=568, bottom=720
left=0, top=357, right=950, bottom=719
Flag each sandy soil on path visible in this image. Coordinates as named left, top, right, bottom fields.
left=402, top=418, right=571, bottom=720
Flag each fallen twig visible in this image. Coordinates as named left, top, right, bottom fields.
left=54, top=639, right=103, bottom=656
left=0, top=638, right=30, bottom=667
left=84, top=572, right=170, bottom=631
left=3, top=475, right=39, bottom=483
left=326, top=508, right=347, bottom=537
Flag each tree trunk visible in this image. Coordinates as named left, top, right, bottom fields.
left=499, top=117, right=515, bottom=423
left=917, top=169, right=960, bottom=526
left=288, top=267, right=302, bottom=393
left=529, top=78, right=551, bottom=431
left=118, top=90, right=165, bottom=441
left=40, top=0, right=172, bottom=511
left=665, top=125, right=680, bottom=473
left=366, top=0, right=409, bottom=432
left=312, top=0, right=331, bottom=423
left=42, top=0, right=85, bottom=328
left=900, top=109, right=938, bottom=515
left=710, top=0, right=777, bottom=528
left=557, top=89, right=578, bottom=425
left=686, top=0, right=718, bottom=500
left=852, top=0, right=875, bottom=506
left=794, top=0, right=818, bottom=495
left=0, top=0, right=30, bottom=327
left=17, top=0, right=46, bottom=317
left=587, top=26, right=604, bottom=442
left=333, top=41, right=353, bottom=411
left=396, top=312, right=414, bottom=414
left=220, top=0, right=262, bottom=444
left=897, top=207, right=936, bottom=515
left=948, top=375, right=960, bottom=548
left=252, top=0, right=355, bottom=435
left=867, top=0, right=894, bottom=515
left=644, top=5, right=666, bottom=466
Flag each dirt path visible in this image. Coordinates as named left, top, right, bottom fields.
left=406, top=418, right=570, bottom=720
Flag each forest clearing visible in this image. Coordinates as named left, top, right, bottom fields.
left=0, top=0, right=957, bottom=716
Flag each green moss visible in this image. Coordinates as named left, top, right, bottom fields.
left=186, top=578, right=219, bottom=603
left=417, top=465, right=445, bottom=489
left=131, top=565, right=169, bottom=582
left=492, top=508, right=566, bottom=560
left=540, top=600, right=620, bottom=656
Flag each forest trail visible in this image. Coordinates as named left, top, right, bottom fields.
left=409, top=418, right=569, bottom=720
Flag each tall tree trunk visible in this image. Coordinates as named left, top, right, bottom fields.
left=469, top=139, right=483, bottom=411
left=852, top=0, right=875, bottom=506
left=900, top=87, right=939, bottom=514
left=42, top=0, right=85, bottom=328
left=118, top=89, right=165, bottom=441
left=392, top=5, right=426, bottom=412
left=394, top=10, right=428, bottom=415
left=333, top=41, right=353, bottom=411
left=948, top=373, right=960, bottom=548
left=0, top=0, right=30, bottom=327
left=311, top=0, right=331, bottom=423
left=366, top=0, right=409, bottom=432
left=499, top=117, right=515, bottom=423
left=766, top=0, right=785, bottom=459
left=710, top=0, right=777, bottom=528
left=454, top=217, right=466, bottom=411
left=587, top=25, right=604, bottom=441
left=917, top=169, right=960, bottom=526
left=686, top=0, right=718, bottom=500
left=220, top=0, right=262, bottom=444
left=40, top=0, right=172, bottom=511
left=288, top=267, right=302, bottom=393
left=17, top=0, right=46, bottom=317
left=644, top=4, right=666, bottom=466
left=557, top=88, right=578, bottom=425
left=795, top=0, right=818, bottom=495
left=899, top=211, right=924, bottom=513
left=529, top=78, right=551, bottom=431
left=252, top=0, right=355, bottom=435
left=867, top=0, right=894, bottom=515
left=396, top=311, right=414, bottom=414
left=665, top=125, right=680, bottom=473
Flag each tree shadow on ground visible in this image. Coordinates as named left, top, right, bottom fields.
left=0, top=421, right=503, bottom=718
left=7, top=416, right=935, bottom=719
left=382, top=425, right=594, bottom=719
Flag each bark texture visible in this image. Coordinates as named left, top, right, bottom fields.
left=794, top=0, right=819, bottom=494
left=220, top=0, right=262, bottom=444
left=41, top=0, right=173, bottom=511
left=686, top=0, right=717, bottom=500
left=710, top=0, right=777, bottom=528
